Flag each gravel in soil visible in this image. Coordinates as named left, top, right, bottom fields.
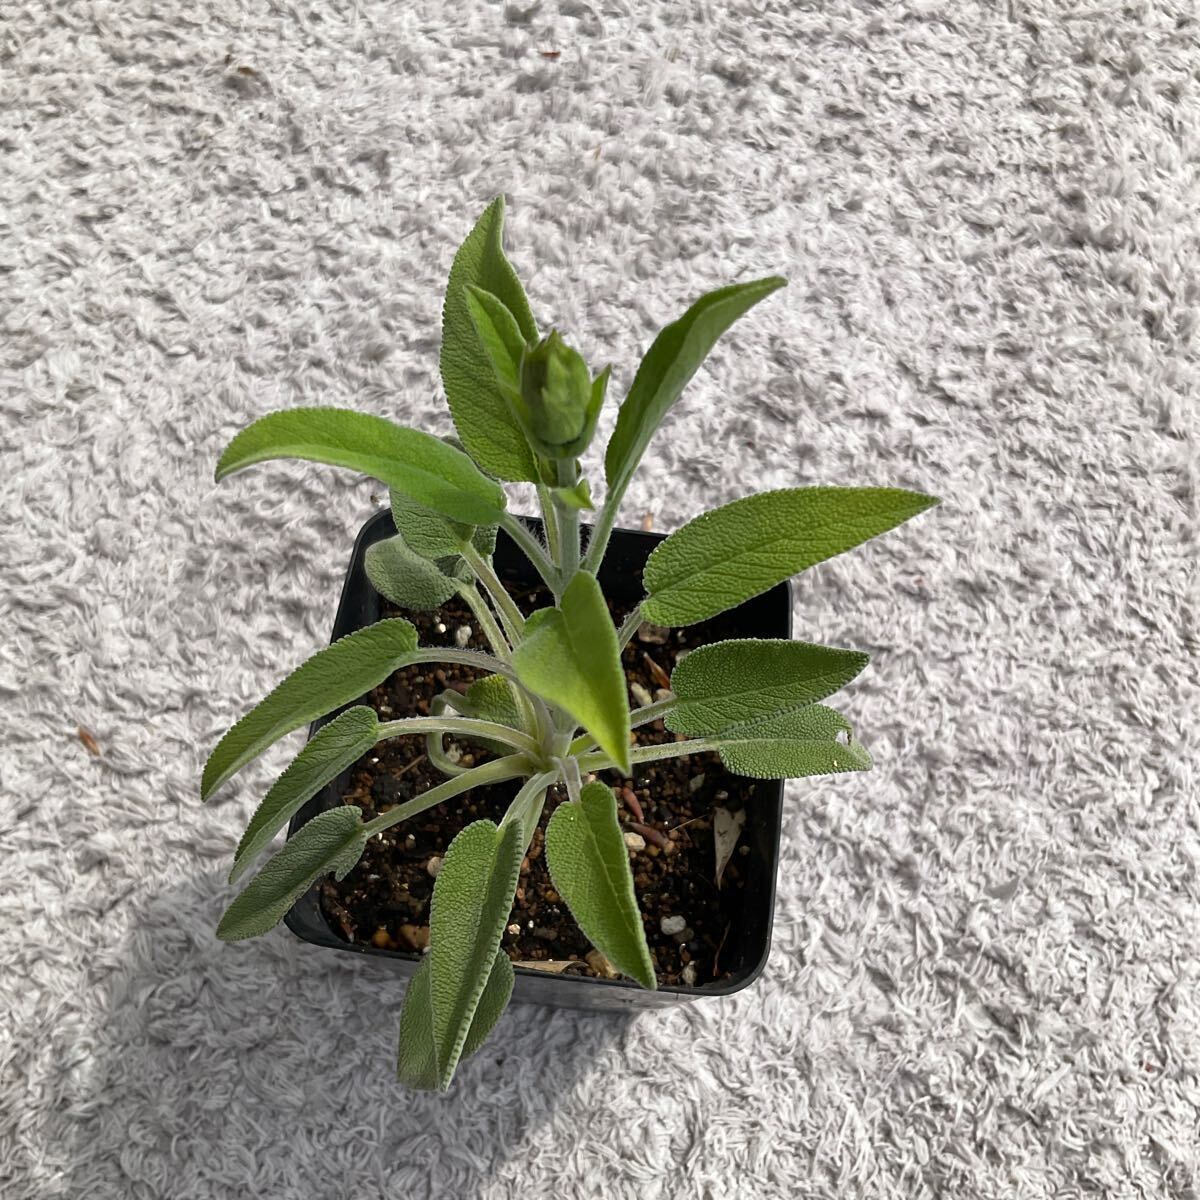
left=319, top=572, right=760, bottom=987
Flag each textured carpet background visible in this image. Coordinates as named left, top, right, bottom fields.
left=2, top=1, right=1198, bottom=1197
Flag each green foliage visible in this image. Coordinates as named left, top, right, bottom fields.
left=230, top=706, right=379, bottom=884
left=463, top=285, right=527, bottom=402
left=642, top=487, right=939, bottom=626
left=365, top=534, right=461, bottom=611
left=514, top=331, right=606, bottom=463
left=217, top=806, right=367, bottom=941
left=603, top=277, right=786, bottom=508
left=551, top=476, right=595, bottom=511
left=441, top=197, right=540, bottom=481
left=458, top=675, right=523, bottom=730
left=426, top=820, right=524, bottom=1088
left=205, top=196, right=937, bottom=1089
left=512, top=572, right=631, bottom=773
left=390, top=490, right=496, bottom=565
left=545, top=783, right=655, bottom=989
left=667, top=639, right=869, bottom=736
left=201, top=619, right=418, bottom=800
left=215, top=407, right=505, bottom=526
left=397, top=950, right=514, bottom=1089
left=466, top=287, right=608, bottom=478
left=711, top=705, right=873, bottom=779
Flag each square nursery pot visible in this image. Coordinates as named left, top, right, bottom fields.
left=284, top=509, right=790, bottom=1011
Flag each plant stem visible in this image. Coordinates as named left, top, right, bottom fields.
left=615, top=603, right=644, bottom=650
left=376, top=715, right=540, bottom=757
left=457, top=582, right=511, bottom=659
left=580, top=495, right=619, bottom=576
left=536, top=483, right=562, bottom=565
left=361, top=755, right=532, bottom=837
left=427, top=733, right=471, bottom=777
left=498, top=513, right=558, bottom=593
left=559, top=504, right=580, bottom=579
left=554, top=459, right=581, bottom=584
left=424, top=694, right=474, bottom=777
left=630, top=696, right=676, bottom=728
left=461, top=543, right=526, bottom=642
left=498, top=769, right=557, bottom=849
left=559, top=755, right=582, bottom=802
left=576, top=738, right=718, bottom=774
left=424, top=693, right=511, bottom=777
left=405, top=648, right=519, bottom=681
left=566, top=697, right=675, bottom=756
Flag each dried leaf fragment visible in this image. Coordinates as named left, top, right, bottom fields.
left=642, top=652, right=671, bottom=690
left=513, top=959, right=582, bottom=974
left=713, top=806, right=746, bottom=888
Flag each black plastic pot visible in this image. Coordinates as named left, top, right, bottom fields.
left=284, top=509, right=791, bottom=1011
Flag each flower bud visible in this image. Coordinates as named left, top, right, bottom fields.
left=514, top=331, right=605, bottom=461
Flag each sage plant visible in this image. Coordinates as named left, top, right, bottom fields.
left=203, top=198, right=937, bottom=1089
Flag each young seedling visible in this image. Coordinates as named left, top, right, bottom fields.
left=203, top=197, right=938, bottom=1090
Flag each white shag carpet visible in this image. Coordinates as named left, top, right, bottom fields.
left=2, top=2, right=1198, bottom=1197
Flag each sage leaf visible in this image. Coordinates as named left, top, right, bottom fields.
left=442, top=198, right=540, bottom=481
left=460, top=945, right=515, bottom=1060
left=396, top=947, right=514, bottom=1090
left=642, top=487, right=939, bottom=626
left=552, top=477, right=595, bottom=511
left=460, top=675, right=523, bottom=730
left=667, top=639, right=869, bottom=735
left=395, top=958, right=438, bottom=1090
left=545, top=782, right=655, bottom=990
left=512, top=573, right=631, bottom=773
left=711, top=705, right=872, bottom=779
left=365, top=534, right=461, bottom=611
left=230, top=706, right=379, bottom=884
left=603, top=277, right=785, bottom=504
left=215, top=407, right=506, bottom=527
left=428, top=820, right=524, bottom=1088
left=201, top=618, right=418, bottom=800
left=464, top=285, right=527, bottom=400
left=217, top=805, right=366, bottom=941
left=390, top=490, right=496, bottom=568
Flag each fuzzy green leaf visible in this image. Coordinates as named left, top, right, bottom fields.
left=396, top=958, right=438, bottom=1089
left=512, top=573, right=631, bottom=773
left=396, top=948, right=514, bottom=1090
left=201, top=618, right=418, bottom=800
left=464, top=285, right=527, bottom=400
left=461, top=948, right=515, bottom=1059
left=215, top=408, right=506, bottom=526
left=428, top=820, right=524, bottom=1088
left=217, top=805, right=366, bottom=941
left=460, top=675, right=523, bottom=730
left=389, top=490, right=496, bottom=569
left=667, top=639, right=870, bottom=736
left=230, top=706, right=379, bottom=884
left=545, top=782, right=655, bottom=989
left=604, top=277, right=785, bottom=504
left=711, top=705, right=872, bottom=779
left=365, top=535, right=461, bottom=611
left=442, top=198, right=540, bottom=481
left=642, top=487, right=939, bottom=626
left=552, top=477, right=595, bottom=511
